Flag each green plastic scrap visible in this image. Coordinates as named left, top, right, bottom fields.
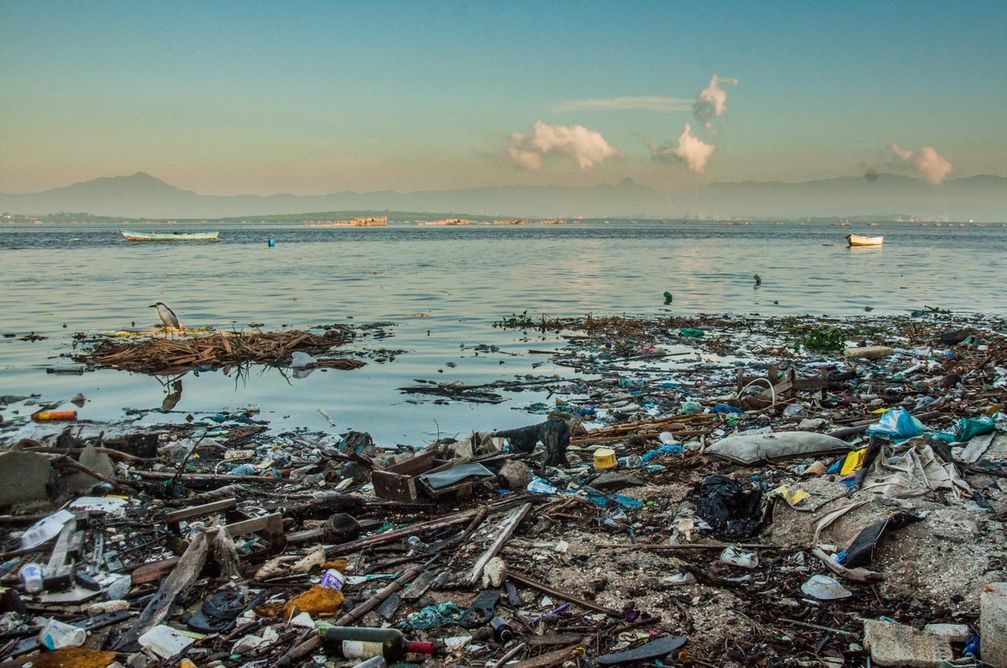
left=401, top=602, right=463, bottom=630
left=954, top=417, right=996, bottom=441
left=678, top=327, right=705, bottom=337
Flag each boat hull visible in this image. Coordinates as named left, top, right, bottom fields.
left=846, top=234, right=884, bottom=247
left=120, top=230, right=219, bottom=242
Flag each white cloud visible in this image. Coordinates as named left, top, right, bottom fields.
left=693, top=74, right=739, bottom=129
left=554, top=96, right=694, bottom=113
left=507, top=121, right=622, bottom=170
left=651, top=123, right=716, bottom=174
left=890, top=144, right=952, bottom=184
left=508, top=143, right=542, bottom=171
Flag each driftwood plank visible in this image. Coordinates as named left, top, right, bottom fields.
left=401, top=567, right=442, bottom=601
left=468, top=502, right=532, bottom=586
left=115, top=532, right=208, bottom=651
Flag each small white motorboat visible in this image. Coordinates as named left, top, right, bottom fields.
left=846, top=234, right=884, bottom=247
left=120, top=229, right=220, bottom=242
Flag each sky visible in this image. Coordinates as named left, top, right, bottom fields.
left=1, top=0, right=1005, bottom=195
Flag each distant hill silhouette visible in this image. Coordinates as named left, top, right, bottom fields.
left=1, top=171, right=1004, bottom=220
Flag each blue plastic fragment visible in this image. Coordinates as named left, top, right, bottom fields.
left=641, top=444, right=684, bottom=463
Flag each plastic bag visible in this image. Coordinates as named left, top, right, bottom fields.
left=402, top=602, right=463, bottom=630
left=954, top=417, right=995, bottom=441
left=866, top=408, right=926, bottom=441
left=641, top=444, right=684, bottom=463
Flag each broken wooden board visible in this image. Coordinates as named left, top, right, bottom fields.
left=130, top=557, right=180, bottom=585
left=401, top=567, right=443, bottom=601
left=164, top=498, right=237, bottom=525
left=224, top=512, right=285, bottom=554
left=468, top=502, right=532, bottom=586
left=371, top=451, right=436, bottom=502
left=115, top=532, right=208, bottom=651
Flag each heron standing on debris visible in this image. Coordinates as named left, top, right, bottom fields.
left=149, top=302, right=181, bottom=329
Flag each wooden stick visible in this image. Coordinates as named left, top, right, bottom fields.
left=271, top=629, right=320, bottom=668
left=133, top=470, right=285, bottom=484
left=51, top=454, right=138, bottom=492
left=468, top=502, right=532, bottom=586
left=507, top=571, right=623, bottom=618
left=325, top=509, right=477, bottom=557
left=164, top=498, right=237, bottom=524
left=492, top=642, right=528, bottom=667
left=321, top=498, right=531, bottom=559
left=21, top=446, right=151, bottom=462
left=332, top=562, right=427, bottom=626
left=597, top=542, right=778, bottom=550
left=510, top=641, right=587, bottom=668
left=779, top=617, right=859, bottom=637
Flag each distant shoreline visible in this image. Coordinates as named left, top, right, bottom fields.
left=2, top=214, right=1002, bottom=226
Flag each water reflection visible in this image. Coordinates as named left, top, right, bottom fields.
left=159, top=377, right=184, bottom=412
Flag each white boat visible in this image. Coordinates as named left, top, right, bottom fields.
left=120, top=229, right=219, bottom=242
left=846, top=234, right=884, bottom=247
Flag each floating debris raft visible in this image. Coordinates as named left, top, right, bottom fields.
left=73, top=328, right=364, bottom=375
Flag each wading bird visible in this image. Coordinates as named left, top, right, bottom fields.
left=149, top=302, right=181, bottom=330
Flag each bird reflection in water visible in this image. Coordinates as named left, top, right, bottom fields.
left=160, top=377, right=184, bottom=411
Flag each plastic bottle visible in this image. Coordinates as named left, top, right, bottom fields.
left=38, top=619, right=86, bottom=650
left=32, top=410, right=78, bottom=422
left=19, top=563, right=44, bottom=593
left=320, top=568, right=345, bottom=590
left=321, top=626, right=435, bottom=661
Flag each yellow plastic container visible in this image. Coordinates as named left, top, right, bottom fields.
left=593, top=448, right=617, bottom=469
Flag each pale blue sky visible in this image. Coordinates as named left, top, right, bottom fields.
left=1, top=1, right=1004, bottom=193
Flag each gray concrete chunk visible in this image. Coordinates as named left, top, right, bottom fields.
left=863, top=619, right=952, bottom=667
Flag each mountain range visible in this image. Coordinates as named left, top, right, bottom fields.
left=1, top=172, right=1005, bottom=220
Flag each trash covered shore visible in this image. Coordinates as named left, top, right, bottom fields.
left=1, top=309, right=1007, bottom=668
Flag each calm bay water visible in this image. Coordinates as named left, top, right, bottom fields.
left=2, top=220, right=1005, bottom=443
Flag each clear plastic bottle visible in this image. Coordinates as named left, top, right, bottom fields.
left=38, top=619, right=86, bottom=650
left=19, top=563, right=44, bottom=593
